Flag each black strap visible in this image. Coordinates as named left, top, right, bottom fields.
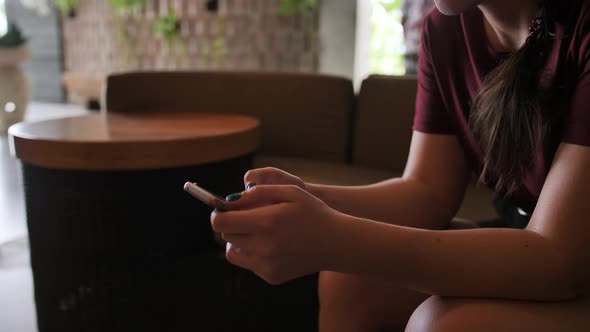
left=493, top=198, right=532, bottom=229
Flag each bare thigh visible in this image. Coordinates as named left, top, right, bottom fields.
left=406, top=295, right=590, bottom=332
left=318, top=218, right=503, bottom=332
left=319, top=271, right=430, bottom=332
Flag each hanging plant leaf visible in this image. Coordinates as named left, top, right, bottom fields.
left=54, top=0, right=80, bottom=18
left=108, top=0, right=146, bottom=16
left=278, top=0, right=318, bottom=16
left=154, top=13, right=181, bottom=47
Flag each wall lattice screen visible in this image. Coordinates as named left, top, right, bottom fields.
left=62, top=0, right=319, bottom=75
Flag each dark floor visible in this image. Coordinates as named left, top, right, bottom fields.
left=0, top=102, right=87, bottom=332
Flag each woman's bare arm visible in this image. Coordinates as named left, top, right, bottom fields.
left=307, top=132, right=470, bottom=229
left=325, top=143, right=590, bottom=301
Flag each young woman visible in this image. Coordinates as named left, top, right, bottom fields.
left=211, top=0, right=590, bottom=330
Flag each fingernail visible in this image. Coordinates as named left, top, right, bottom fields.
left=227, top=242, right=241, bottom=253
left=247, top=183, right=257, bottom=190
left=226, top=193, right=242, bottom=201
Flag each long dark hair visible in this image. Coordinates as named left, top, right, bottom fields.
left=470, top=1, right=553, bottom=194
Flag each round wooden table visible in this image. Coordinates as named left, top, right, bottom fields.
left=8, top=112, right=275, bottom=332
left=9, top=111, right=260, bottom=170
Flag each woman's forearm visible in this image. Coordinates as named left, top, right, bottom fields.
left=307, top=178, right=459, bottom=230
left=325, top=215, right=577, bottom=301
left=304, top=133, right=469, bottom=230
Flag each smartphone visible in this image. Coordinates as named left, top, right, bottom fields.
left=183, top=182, right=230, bottom=211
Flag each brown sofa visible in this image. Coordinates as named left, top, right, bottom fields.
left=104, top=71, right=497, bottom=221
left=100, top=71, right=498, bottom=331
left=250, top=74, right=497, bottom=221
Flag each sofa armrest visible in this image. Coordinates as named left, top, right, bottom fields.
left=353, top=75, right=417, bottom=173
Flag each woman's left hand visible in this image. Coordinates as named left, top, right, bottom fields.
left=210, top=185, right=342, bottom=285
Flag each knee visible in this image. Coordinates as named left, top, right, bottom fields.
left=405, top=296, right=478, bottom=332
left=319, top=271, right=387, bottom=330
left=320, top=272, right=435, bottom=332
left=405, top=296, right=446, bottom=332
left=318, top=271, right=367, bottom=312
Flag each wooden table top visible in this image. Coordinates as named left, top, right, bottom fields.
left=8, top=112, right=260, bottom=170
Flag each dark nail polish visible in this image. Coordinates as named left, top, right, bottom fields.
left=226, top=193, right=242, bottom=201
left=247, top=183, right=257, bottom=190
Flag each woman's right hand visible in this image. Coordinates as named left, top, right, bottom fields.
left=243, top=167, right=307, bottom=191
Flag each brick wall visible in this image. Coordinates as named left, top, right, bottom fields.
left=62, top=0, right=319, bottom=75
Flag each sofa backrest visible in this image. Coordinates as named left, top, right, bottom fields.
left=104, top=71, right=355, bottom=163
left=353, top=75, right=418, bottom=172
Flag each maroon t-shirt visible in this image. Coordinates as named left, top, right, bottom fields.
left=413, top=0, right=590, bottom=212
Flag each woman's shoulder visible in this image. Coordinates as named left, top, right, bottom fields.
left=559, top=0, right=590, bottom=67
left=575, top=0, right=590, bottom=33
left=556, top=0, right=590, bottom=34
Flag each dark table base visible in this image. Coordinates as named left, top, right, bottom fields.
left=21, top=157, right=318, bottom=332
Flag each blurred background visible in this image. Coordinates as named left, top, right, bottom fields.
left=0, top=1, right=435, bottom=331
left=2, top=0, right=412, bottom=106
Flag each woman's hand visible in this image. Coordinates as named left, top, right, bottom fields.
left=211, top=184, right=342, bottom=285
left=242, top=167, right=306, bottom=191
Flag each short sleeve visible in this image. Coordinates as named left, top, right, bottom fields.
left=562, top=54, right=590, bottom=145
left=562, top=16, right=590, bottom=146
left=412, top=15, right=456, bottom=134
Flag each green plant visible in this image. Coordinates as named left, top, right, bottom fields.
left=377, top=0, right=402, bottom=14
left=154, top=13, right=180, bottom=47
left=278, top=0, right=318, bottom=16
left=54, top=0, right=80, bottom=17
left=210, top=17, right=226, bottom=61
left=0, top=22, right=27, bottom=47
left=370, top=0, right=405, bottom=75
left=108, top=0, right=145, bottom=16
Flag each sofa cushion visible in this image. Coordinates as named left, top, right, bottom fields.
left=459, top=181, right=498, bottom=221
left=254, top=155, right=395, bottom=186
left=105, top=71, right=355, bottom=163
left=254, top=155, right=498, bottom=221
left=353, top=75, right=417, bottom=173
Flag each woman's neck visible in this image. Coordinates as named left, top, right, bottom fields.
left=479, top=0, right=540, bottom=52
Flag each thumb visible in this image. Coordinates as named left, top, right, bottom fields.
left=226, top=184, right=302, bottom=210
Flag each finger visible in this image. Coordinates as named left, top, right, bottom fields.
left=226, top=242, right=260, bottom=271
left=226, top=184, right=304, bottom=210
left=243, top=167, right=291, bottom=188
left=211, top=206, right=278, bottom=234
left=221, top=233, right=258, bottom=252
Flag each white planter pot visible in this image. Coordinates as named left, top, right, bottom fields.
left=0, top=47, right=30, bottom=133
